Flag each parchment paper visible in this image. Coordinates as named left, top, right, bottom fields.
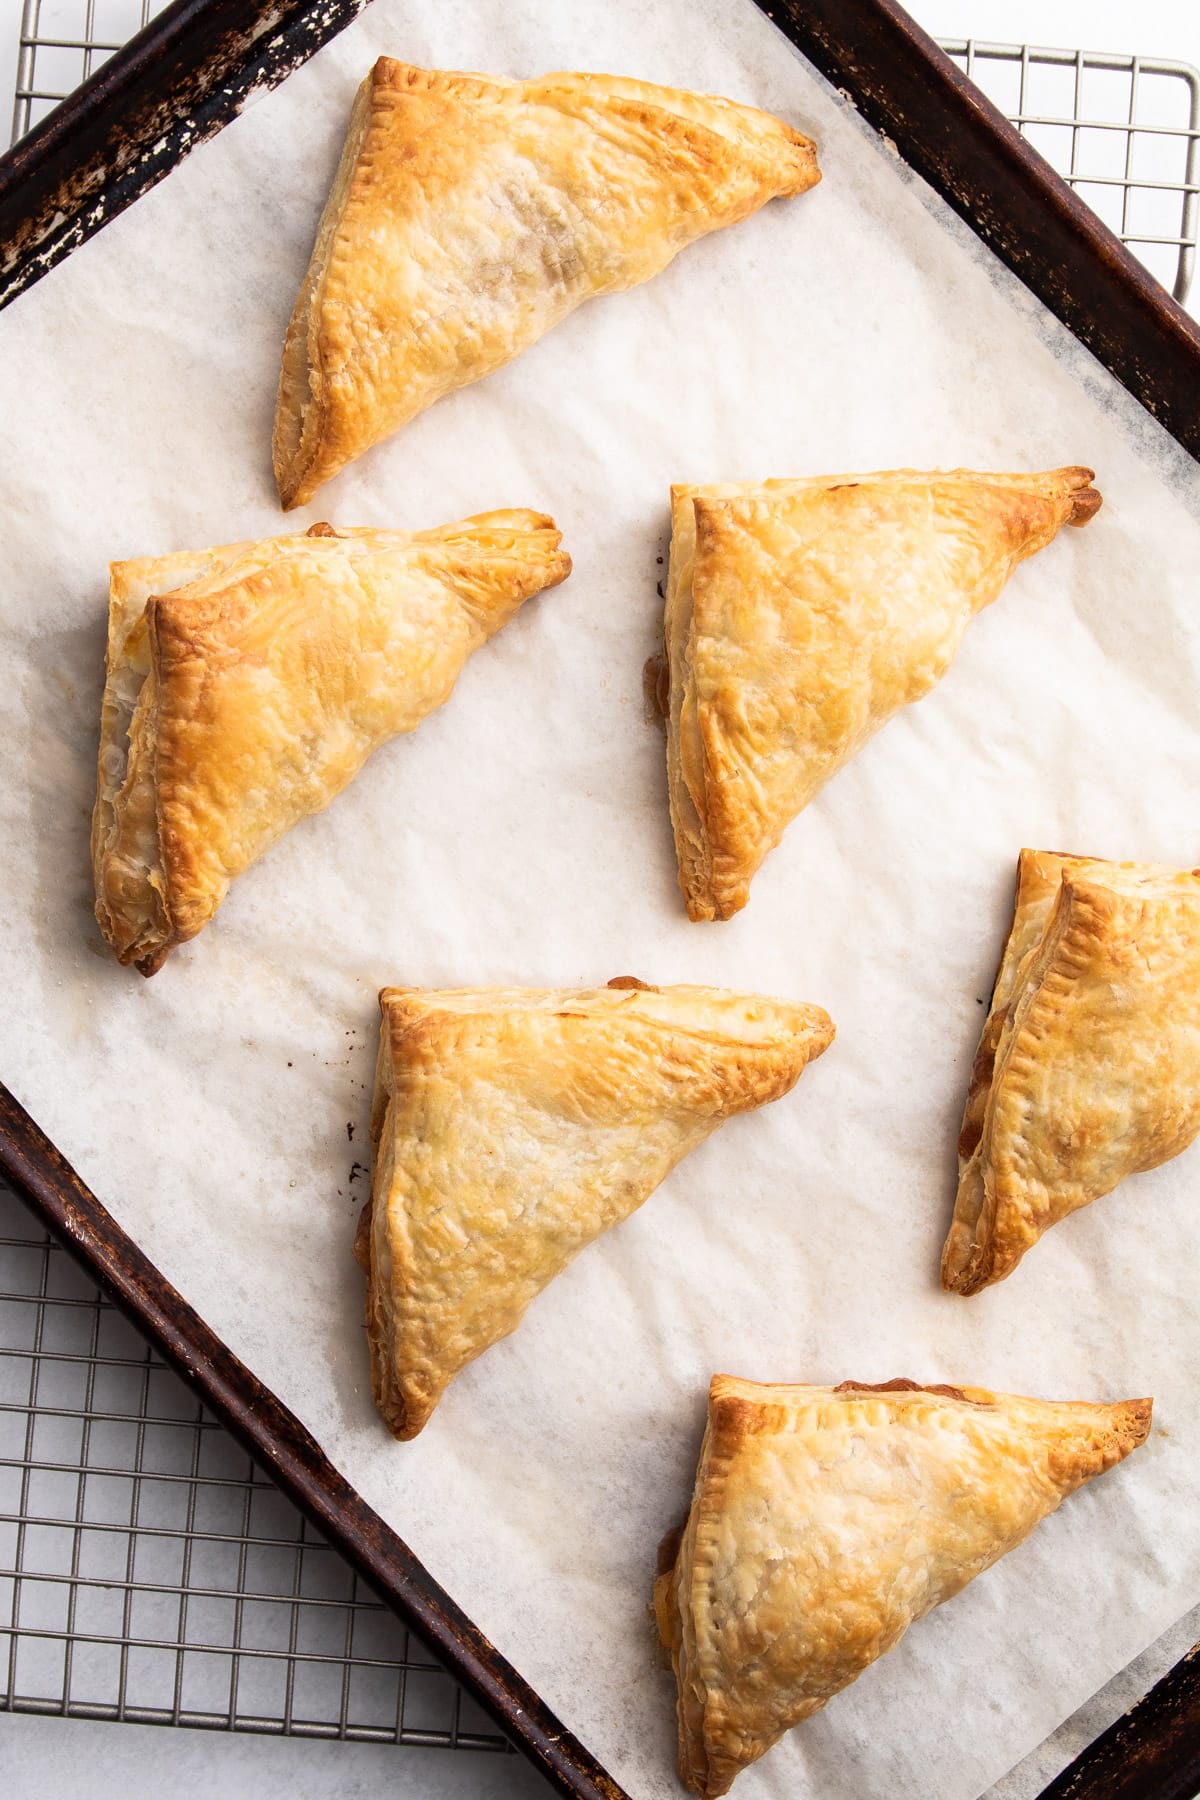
left=2, top=3, right=1200, bottom=1794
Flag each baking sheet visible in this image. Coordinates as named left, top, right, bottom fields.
left=2, top=2, right=1199, bottom=1795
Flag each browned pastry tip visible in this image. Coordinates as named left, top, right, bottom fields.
left=1060, top=466, right=1102, bottom=524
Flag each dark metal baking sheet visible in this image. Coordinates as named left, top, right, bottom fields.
left=1, top=2, right=1198, bottom=1794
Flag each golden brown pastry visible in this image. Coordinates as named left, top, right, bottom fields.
left=357, top=978, right=834, bottom=1438
left=273, top=61, right=820, bottom=508
left=655, top=1375, right=1151, bottom=1798
left=92, top=512, right=570, bottom=974
left=661, top=467, right=1102, bottom=921
left=943, top=848, right=1200, bottom=1294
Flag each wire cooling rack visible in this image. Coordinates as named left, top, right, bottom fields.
left=3, top=7, right=1200, bottom=1776
left=0, top=1181, right=510, bottom=1753
left=941, top=40, right=1199, bottom=303
left=11, top=1, right=163, bottom=141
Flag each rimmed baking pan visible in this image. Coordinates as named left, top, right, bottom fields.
left=2, top=3, right=1199, bottom=1795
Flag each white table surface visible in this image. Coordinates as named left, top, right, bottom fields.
left=5, top=3, right=1199, bottom=1796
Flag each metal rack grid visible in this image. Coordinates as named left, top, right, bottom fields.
left=3, top=7, right=1200, bottom=1773
left=0, top=1180, right=512, bottom=1753
left=941, top=40, right=1199, bottom=303
left=11, top=1, right=167, bottom=142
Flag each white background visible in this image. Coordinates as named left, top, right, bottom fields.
left=5, top=2, right=1200, bottom=1796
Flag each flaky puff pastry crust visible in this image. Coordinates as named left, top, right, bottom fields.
left=662, top=468, right=1101, bottom=921
left=942, top=849, right=1200, bottom=1294
left=92, top=513, right=570, bottom=974
left=356, top=979, right=834, bottom=1439
left=654, top=1375, right=1151, bottom=1798
left=273, top=60, right=820, bottom=508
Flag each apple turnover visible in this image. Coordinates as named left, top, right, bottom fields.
left=357, top=979, right=834, bottom=1438
left=943, top=848, right=1200, bottom=1294
left=273, top=61, right=820, bottom=507
left=92, top=512, right=570, bottom=974
left=660, top=467, right=1102, bottom=921
left=655, top=1375, right=1151, bottom=1797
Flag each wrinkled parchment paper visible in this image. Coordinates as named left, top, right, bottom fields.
left=3, top=3, right=1200, bottom=1794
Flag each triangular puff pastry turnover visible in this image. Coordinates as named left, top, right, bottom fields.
left=661, top=467, right=1102, bottom=920
left=655, top=1376, right=1151, bottom=1798
left=273, top=60, right=820, bottom=507
left=943, top=848, right=1200, bottom=1294
left=356, top=979, right=834, bottom=1438
left=92, top=513, right=570, bottom=974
